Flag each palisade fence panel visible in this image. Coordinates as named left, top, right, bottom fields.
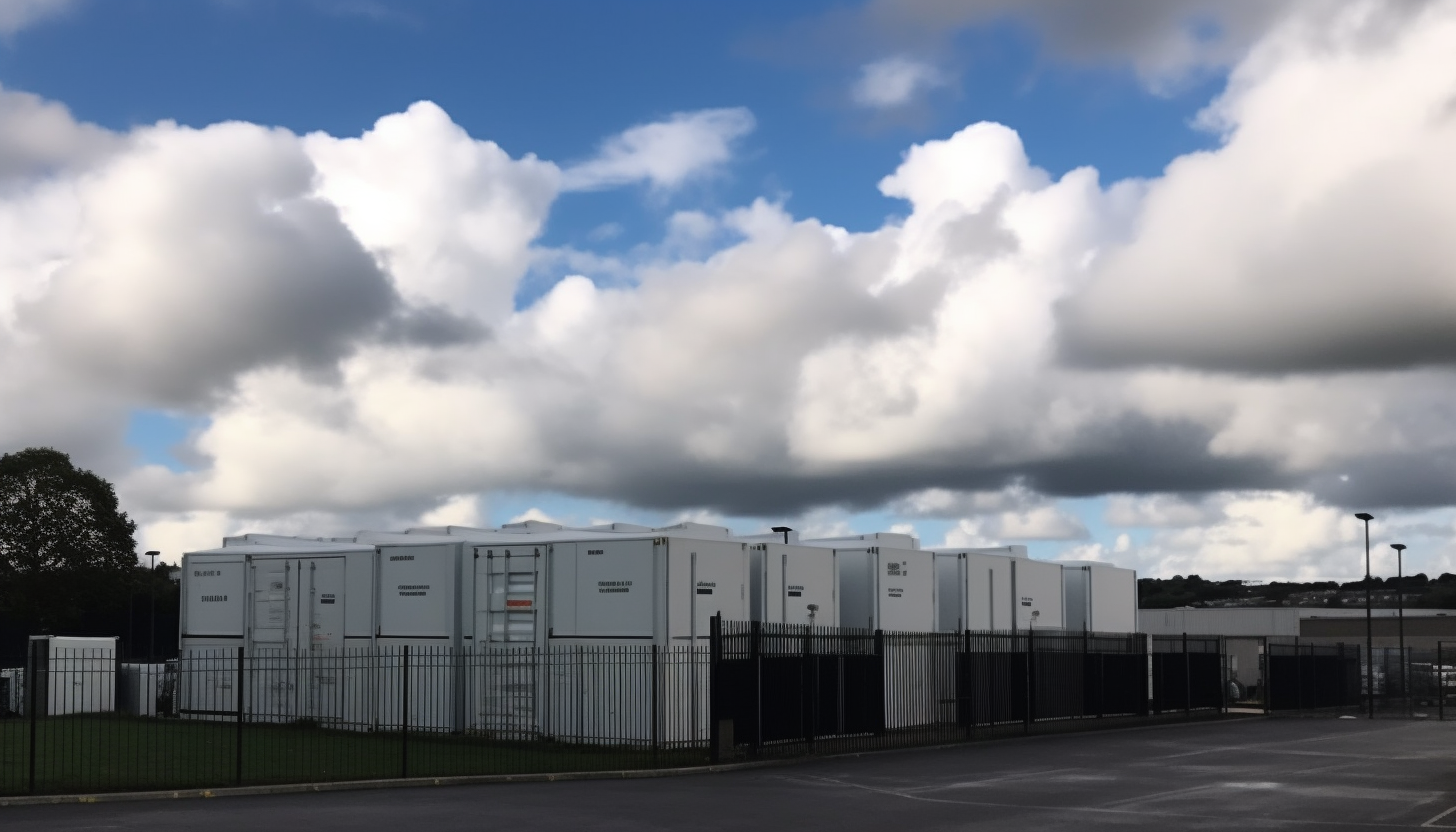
left=4, top=625, right=1245, bottom=796
left=1, top=644, right=712, bottom=797
left=709, top=619, right=1183, bottom=762
left=1264, top=640, right=1362, bottom=712
left=1150, top=635, right=1225, bottom=713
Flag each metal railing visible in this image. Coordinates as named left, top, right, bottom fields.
left=1, top=643, right=709, bottom=796
left=0, top=624, right=1242, bottom=796
left=707, top=619, right=1226, bottom=762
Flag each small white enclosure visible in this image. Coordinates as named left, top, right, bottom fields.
left=1063, top=562, right=1138, bottom=633
left=934, top=550, right=1017, bottom=632
left=750, top=542, right=836, bottom=627
left=31, top=636, right=116, bottom=716
left=1012, top=558, right=1063, bottom=630
left=807, top=542, right=934, bottom=632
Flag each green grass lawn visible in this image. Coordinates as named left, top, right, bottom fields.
left=0, top=715, right=707, bottom=796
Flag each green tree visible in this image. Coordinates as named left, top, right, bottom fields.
left=0, top=447, right=138, bottom=629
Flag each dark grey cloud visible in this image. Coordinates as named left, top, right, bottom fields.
left=20, top=120, right=403, bottom=406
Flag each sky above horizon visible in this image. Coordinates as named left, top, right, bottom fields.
left=3, top=0, right=1456, bottom=582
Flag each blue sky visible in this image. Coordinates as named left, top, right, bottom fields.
left=5, top=0, right=1452, bottom=579
left=27, top=0, right=1220, bottom=553
left=15, top=3, right=1204, bottom=452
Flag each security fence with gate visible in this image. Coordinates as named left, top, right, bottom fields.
left=707, top=619, right=1227, bottom=761
left=4, top=623, right=1246, bottom=797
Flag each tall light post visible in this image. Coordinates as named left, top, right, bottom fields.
left=146, top=550, right=160, bottom=662
left=1355, top=513, right=1374, bottom=718
left=1392, top=543, right=1408, bottom=713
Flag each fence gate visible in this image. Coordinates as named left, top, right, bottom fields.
left=711, top=619, right=884, bottom=749
left=1263, top=640, right=1361, bottom=711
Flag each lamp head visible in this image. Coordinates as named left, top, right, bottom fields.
left=1391, top=543, right=1407, bottom=552
left=1355, top=512, right=1374, bottom=522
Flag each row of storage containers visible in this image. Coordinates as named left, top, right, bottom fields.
left=174, top=522, right=1135, bottom=739
left=180, top=522, right=1136, bottom=656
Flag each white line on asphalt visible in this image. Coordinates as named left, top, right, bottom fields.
left=1422, top=804, right=1456, bottom=828
left=790, top=773, right=1434, bottom=829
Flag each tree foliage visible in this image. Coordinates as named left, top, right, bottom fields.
left=0, top=447, right=138, bottom=628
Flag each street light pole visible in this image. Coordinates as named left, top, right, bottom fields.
left=1392, top=543, right=1408, bottom=714
left=1355, top=513, right=1374, bottom=719
left=146, top=550, right=160, bottom=662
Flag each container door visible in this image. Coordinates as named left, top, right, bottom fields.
left=247, top=558, right=299, bottom=720
left=303, top=558, right=346, bottom=651
left=249, top=558, right=292, bottom=650
left=301, top=557, right=346, bottom=723
left=478, top=546, right=541, bottom=644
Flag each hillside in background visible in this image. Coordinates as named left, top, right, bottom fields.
left=1137, top=573, right=1456, bottom=610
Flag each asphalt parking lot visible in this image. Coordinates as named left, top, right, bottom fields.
left=8, top=717, right=1456, bottom=831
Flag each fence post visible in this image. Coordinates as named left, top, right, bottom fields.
left=1441, top=642, right=1446, bottom=722
left=963, top=629, right=973, bottom=739
left=755, top=621, right=765, bottom=752
left=1219, top=637, right=1228, bottom=715
left=1183, top=632, right=1191, bottom=717
left=1261, top=638, right=1270, bottom=715
left=874, top=628, right=886, bottom=737
left=1024, top=631, right=1033, bottom=734
left=651, top=643, right=659, bottom=766
left=27, top=639, right=37, bottom=794
left=709, top=614, right=721, bottom=764
left=236, top=646, right=245, bottom=785
left=401, top=645, right=409, bottom=779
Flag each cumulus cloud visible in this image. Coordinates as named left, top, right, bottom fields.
left=6, top=3, right=1456, bottom=573
left=21, top=120, right=401, bottom=405
left=560, top=108, right=755, bottom=192
left=824, top=0, right=1309, bottom=89
left=1105, top=493, right=1225, bottom=528
left=0, top=85, right=115, bottom=181
left=852, top=57, right=946, bottom=108
left=0, top=0, right=75, bottom=36
left=1060, top=1, right=1456, bottom=372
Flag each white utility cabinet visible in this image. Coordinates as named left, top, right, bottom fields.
left=1011, top=557, right=1064, bottom=631
left=933, top=549, right=1017, bottom=632
left=750, top=542, right=836, bottom=627
left=1063, top=562, right=1137, bottom=633
left=30, top=636, right=116, bottom=716
left=802, top=541, right=934, bottom=633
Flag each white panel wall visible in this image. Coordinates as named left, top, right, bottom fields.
left=1089, top=564, right=1137, bottom=633
left=876, top=548, right=936, bottom=633
left=761, top=543, right=834, bottom=626
left=182, top=555, right=245, bottom=638
left=1012, top=558, right=1063, bottom=630
left=377, top=544, right=459, bottom=641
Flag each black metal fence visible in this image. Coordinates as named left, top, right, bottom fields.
left=1, top=642, right=709, bottom=796
left=708, top=620, right=1226, bottom=761
left=1263, top=640, right=1363, bottom=712
left=1, top=624, right=1243, bottom=797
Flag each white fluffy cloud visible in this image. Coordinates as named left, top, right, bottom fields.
left=560, top=108, right=755, bottom=192
left=5, top=3, right=1456, bottom=579
left=1060, top=1, right=1456, bottom=372
left=852, top=57, right=946, bottom=108
left=0, top=0, right=74, bottom=36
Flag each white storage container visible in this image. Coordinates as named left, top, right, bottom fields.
left=801, top=539, right=935, bottom=632
left=180, top=541, right=377, bottom=727
left=30, top=636, right=116, bottom=716
left=1063, top=561, right=1138, bottom=633
left=119, top=662, right=170, bottom=716
left=933, top=549, right=1017, bottom=632
left=1011, top=557, right=1063, bottom=631
left=0, top=667, right=22, bottom=717
left=749, top=542, right=836, bottom=627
